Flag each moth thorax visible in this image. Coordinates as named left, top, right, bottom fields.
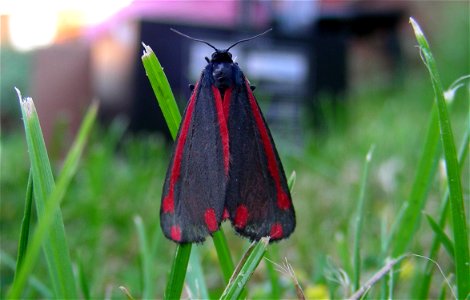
left=212, top=63, right=234, bottom=96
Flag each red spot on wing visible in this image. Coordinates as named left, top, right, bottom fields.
left=244, top=80, right=291, bottom=210
left=204, top=208, right=218, bottom=232
left=162, top=195, right=174, bottom=213
left=222, top=208, right=229, bottom=220
left=212, top=86, right=230, bottom=175
left=270, top=223, right=283, bottom=239
left=163, top=82, right=199, bottom=214
left=170, top=225, right=182, bottom=241
left=234, top=205, right=248, bottom=229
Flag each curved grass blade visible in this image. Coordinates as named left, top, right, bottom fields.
left=77, top=256, right=91, bottom=300
left=142, top=44, right=192, bottom=300
left=141, top=43, right=181, bottom=139
left=8, top=94, right=98, bottom=298
left=288, top=170, right=296, bottom=191
left=352, top=145, right=374, bottom=291
left=265, top=249, right=282, bottom=299
left=424, top=214, right=455, bottom=259
left=388, top=106, right=440, bottom=256
left=15, top=170, right=33, bottom=275
left=416, top=127, right=469, bottom=299
left=186, top=246, right=209, bottom=299
left=164, top=243, right=192, bottom=299
left=410, top=17, right=469, bottom=299
left=142, top=44, right=191, bottom=299
left=212, top=230, right=235, bottom=284
left=220, top=237, right=270, bottom=300
left=1, top=250, right=52, bottom=297
left=119, top=286, right=136, bottom=300
left=134, top=216, right=156, bottom=299
left=142, top=42, right=236, bottom=299
left=211, top=230, right=243, bottom=300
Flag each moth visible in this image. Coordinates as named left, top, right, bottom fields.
left=160, top=29, right=295, bottom=243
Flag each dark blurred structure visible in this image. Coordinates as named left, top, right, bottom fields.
left=128, top=1, right=405, bottom=138
left=1, top=1, right=407, bottom=144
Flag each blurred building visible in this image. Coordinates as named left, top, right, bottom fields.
left=1, top=0, right=406, bottom=145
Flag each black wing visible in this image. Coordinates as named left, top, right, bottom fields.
left=160, top=72, right=229, bottom=243
left=225, top=76, right=295, bottom=242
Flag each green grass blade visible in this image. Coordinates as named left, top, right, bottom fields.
left=416, top=126, right=469, bottom=299
left=164, top=243, right=192, bottom=300
left=265, top=249, right=282, bottom=299
left=352, top=145, right=374, bottom=290
left=438, top=281, right=448, bottom=300
left=186, top=246, right=209, bottom=299
left=141, top=44, right=191, bottom=300
left=262, top=170, right=296, bottom=299
left=77, top=256, right=91, bottom=300
left=220, top=237, right=270, bottom=300
left=389, top=105, right=440, bottom=256
left=288, top=170, right=296, bottom=191
left=134, top=216, right=155, bottom=299
left=142, top=43, right=237, bottom=298
left=119, top=286, right=136, bottom=300
left=424, top=214, right=455, bottom=259
left=212, top=230, right=235, bottom=283
left=141, top=43, right=181, bottom=139
left=14, top=170, right=33, bottom=276
left=410, top=17, right=469, bottom=299
left=1, top=250, right=52, bottom=297
left=8, top=95, right=98, bottom=298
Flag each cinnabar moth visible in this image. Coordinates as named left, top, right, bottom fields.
left=160, top=29, right=295, bottom=243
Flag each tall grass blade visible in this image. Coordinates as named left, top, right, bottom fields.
left=288, top=170, right=296, bottom=191
left=119, top=286, right=136, bottom=300
left=186, top=246, right=209, bottom=299
left=164, top=243, right=192, bottom=299
left=220, top=237, right=270, bottom=300
left=77, top=256, right=91, bottom=300
left=438, top=282, right=448, bottom=300
left=142, top=44, right=191, bottom=300
left=352, top=146, right=374, bottom=291
left=8, top=94, right=98, bottom=298
left=14, top=170, right=33, bottom=276
left=134, top=216, right=155, bottom=299
left=389, top=106, right=440, bottom=256
left=1, top=250, right=52, bottom=297
left=416, top=127, right=469, bottom=299
left=142, top=43, right=236, bottom=298
left=141, top=43, right=181, bottom=139
left=265, top=250, right=282, bottom=299
left=410, top=17, right=469, bottom=299
left=424, top=214, right=455, bottom=259
left=212, top=230, right=235, bottom=283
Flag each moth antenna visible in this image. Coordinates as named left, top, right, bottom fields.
left=226, top=28, right=272, bottom=51
left=170, top=28, right=218, bottom=52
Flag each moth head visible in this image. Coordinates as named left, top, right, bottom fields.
left=210, top=50, right=233, bottom=63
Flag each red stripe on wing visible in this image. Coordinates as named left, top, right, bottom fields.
left=223, top=87, right=232, bottom=120
left=211, top=86, right=230, bottom=175
left=244, top=80, right=291, bottom=210
left=163, top=82, right=200, bottom=213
